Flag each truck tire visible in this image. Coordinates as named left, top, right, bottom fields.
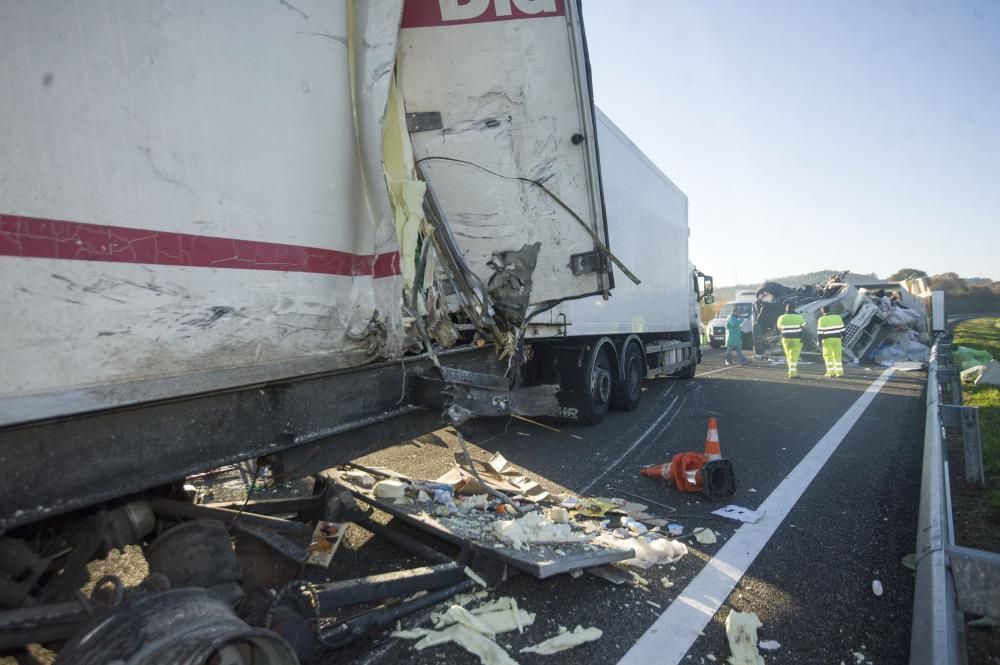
left=579, top=346, right=613, bottom=425
left=611, top=342, right=644, bottom=412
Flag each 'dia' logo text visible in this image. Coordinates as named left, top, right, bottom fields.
left=438, top=0, right=558, bottom=22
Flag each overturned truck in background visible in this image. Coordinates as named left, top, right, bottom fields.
left=751, top=271, right=938, bottom=363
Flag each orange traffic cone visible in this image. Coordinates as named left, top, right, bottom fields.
left=704, top=417, right=722, bottom=461
left=640, top=461, right=672, bottom=479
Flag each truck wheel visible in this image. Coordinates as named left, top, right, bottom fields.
left=580, top=346, right=612, bottom=425
left=611, top=342, right=643, bottom=412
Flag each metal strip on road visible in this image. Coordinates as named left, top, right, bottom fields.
left=618, top=367, right=896, bottom=665
left=697, top=365, right=738, bottom=377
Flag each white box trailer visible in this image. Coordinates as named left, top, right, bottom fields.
left=0, top=0, right=710, bottom=603
left=524, top=109, right=706, bottom=419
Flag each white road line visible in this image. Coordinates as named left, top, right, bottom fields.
left=579, top=395, right=680, bottom=495
left=618, top=367, right=896, bottom=665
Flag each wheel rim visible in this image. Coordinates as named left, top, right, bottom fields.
left=592, top=353, right=612, bottom=407
left=626, top=353, right=641, bottom=400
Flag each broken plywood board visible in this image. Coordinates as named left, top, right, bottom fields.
left=342, top=485, right=632, bottom=579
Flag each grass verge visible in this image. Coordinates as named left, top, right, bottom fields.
left=954, top=317, right=1000, bottom=510
left=951, top=319, right=1000, bottom=665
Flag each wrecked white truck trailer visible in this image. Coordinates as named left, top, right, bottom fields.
left=751, top=272, right=938, bottom=363
left=0, top=1, right=710, bottom=651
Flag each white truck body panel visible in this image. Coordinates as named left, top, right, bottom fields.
left=397, top=0, right=609, bottom=306
left=0, top=1, right=405, bottom=408
left=538, top=109, right=690, bottom=336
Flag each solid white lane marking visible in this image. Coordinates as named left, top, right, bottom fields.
left=618, top=368, right=896, bottom=665
left=579, top=394, right=680, bottom=495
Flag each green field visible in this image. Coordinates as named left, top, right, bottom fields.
left=953, top=318, right=1000, bottom=508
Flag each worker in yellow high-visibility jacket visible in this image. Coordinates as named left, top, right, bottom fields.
left=817, top=306, right=846, bottom=377
left=776, top=304, right=806, bottom=378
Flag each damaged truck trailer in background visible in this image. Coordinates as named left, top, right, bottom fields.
left=0, top=0, right=711, bottom=655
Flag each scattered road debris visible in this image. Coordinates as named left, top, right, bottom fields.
left=396, top=623, right=518, bottom=665
left=493, top=511, right=591, bottom=551
left=465, top=566, right=488, bottom=588
left=333, top=455, right=640, bottom=578
left=609, top=488, right=678, bottom=512
left=373, top=479, right=406, bottom=499
left=758, top=639, right=781, bottom=651
left=967, top=616, right=1000, bottom=629
left=694, top=528, right=718, bottom=545
left=520, top=625, right=603, bottom=655
left=871, top=579, right=884, bottom=596
left=889, top=360, right=925, bottom=371
left=976, top=359, right=1000, bottom=386
left=343, top=469, right=375, bottom=488
left=725, top=611, right=766, bottom=665
left=395, top=596, right=536, bottom=665
left=587, top=565, right=634, bottom=586
left=304, top=520, right=345, bottom=567
left=711, top=505, right=765, bottom=524
left=597, top=534, right=688, bottom=569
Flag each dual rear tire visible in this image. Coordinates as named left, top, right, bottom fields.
left=559, top=342, right=643, bottom=425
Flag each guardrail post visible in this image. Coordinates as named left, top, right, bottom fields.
left=947, top=545, right=1000, bottom=618
left=960, top=407, right=985, bottom=488
left=940, top=405, right=985, bottom=487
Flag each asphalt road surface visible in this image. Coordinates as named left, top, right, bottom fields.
left=325, top=346, right=927, bottom=665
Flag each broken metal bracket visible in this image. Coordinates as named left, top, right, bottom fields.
left=231, top=521, right=308, bottom=566
left=406, top=111, right=443, bottom=133
left=569, top=250, right=608, bottom=276
left=148, top=498, right=314, bottom=538
left=413, top=367, right=560, bottom=426
left=947, top=545, right=1000, bottom=619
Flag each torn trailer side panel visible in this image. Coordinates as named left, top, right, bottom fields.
left=0, top=1, right=406, bottom=415
left=398, top=0, right=612, bottom=317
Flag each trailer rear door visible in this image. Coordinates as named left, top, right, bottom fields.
left=398, top=0, right=610, bottom=310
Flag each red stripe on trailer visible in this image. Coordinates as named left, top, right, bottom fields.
left=0, top=214, right=401, bottom=278
left=401, top=0, right=565, bottom=28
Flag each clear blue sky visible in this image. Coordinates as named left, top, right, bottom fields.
left=581, top=0, right=1000, bottom=287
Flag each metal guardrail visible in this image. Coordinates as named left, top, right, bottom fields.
left=910, top=335, right=1000, bottom=665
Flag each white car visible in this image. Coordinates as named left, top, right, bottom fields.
left=705, top=300, right=754, bottom=348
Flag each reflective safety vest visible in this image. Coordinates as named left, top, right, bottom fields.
left=817, top=313, right=846, bottom=340
left=776, top=312, right=806, bottom=339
